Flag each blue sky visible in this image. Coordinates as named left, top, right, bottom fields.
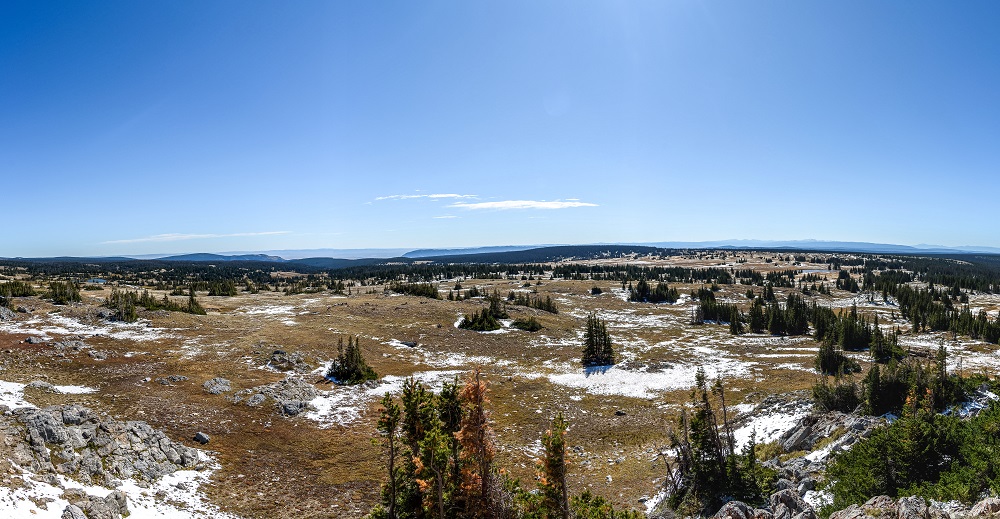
left=2, top=1, right=999, bottom=257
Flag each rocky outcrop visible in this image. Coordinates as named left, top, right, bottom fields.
left=230, top=376, right=318, bottom=416
left=0, top=404, right=202, bottom=486
left=0, top=306, right=15, bottom=321
left=777, top=412, right=882, bottom=454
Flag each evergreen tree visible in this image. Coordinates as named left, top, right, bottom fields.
left=538, top=413, right=570, bottom=519
left=327, top=336, right=378, bottom=384
left=581, top=313, right=614, bottom=367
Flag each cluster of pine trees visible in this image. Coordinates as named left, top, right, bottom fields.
left=366, top=370, right=642, bottom=519
left=459, top=293, right=509, bottom=332
left=666, top=369, right=773, bottom=515
left=326, top=336, right=378, bottom=384
left=511, top=316, right=542, bottom=332
left=46, top=281, right=81, bottom=305
left=104, top=286, right=207, bottom=321
left=895, top=285, right=1000, bottom=342
left=506, top=292, right=558, bottom=313
left=581, top=313, right=614, bottom=367
left=825, top=376, right=999, bottom=509
left=389, top=282, right=441, bottom=300
left=627, top=278, right=679, bottom=304
left=0, top=280, right=35, bottom=307
left=207, top=279, right=238, bottom=297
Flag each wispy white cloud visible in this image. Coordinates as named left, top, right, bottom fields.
left=433, top=215, right=458, bottom=219
left=449, top=200, right=598, bottom=210
left=102, top=231, right=291, bottom=244
left=375, top=193, right=477, bottom=201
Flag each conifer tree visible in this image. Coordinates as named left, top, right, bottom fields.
left=538, top=413, right=570, bottom=519
left=581, top=313, right=614, bottom=367
left=327, top=336, right=378, bottom=384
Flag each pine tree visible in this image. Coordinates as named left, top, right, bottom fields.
left=581, top=313, right=614, bottom=367
left=327, top=336, right=378, bottom=384
left=456, top=369, right=496, bottom=517
left=538, top=413, right=570, bottom=519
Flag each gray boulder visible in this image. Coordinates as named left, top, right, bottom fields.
left=193, top=431, right=210, bottom=444
left=715, top=501, right=754, bottom=519
left=202, top=377, right=231, bottom=394
left=0, top=306, right=15, bottom=321
left=770, top=489, right=815, bottom=519
left=26, top=336, right=46, bottom=344
left=61, top=505, right=87, bottom=519
left=898, top=496, right=930, bottom=519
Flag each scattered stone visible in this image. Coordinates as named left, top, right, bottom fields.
left=193, top=432, right=210, bottom=445
left=203, top=377, right=232, bottom=394
left=16, top=306, right=31, bottom=314
left=53, top=341, right=88, bottom=352
left=156, top=375, right=189, bottom=386
left=25, top=336, right=46, bottom=344
left=615, top=409, right=627, bottom=416
left=88, top=350, right=108, bottom=360
left=0, top=306, right=15, bottom=321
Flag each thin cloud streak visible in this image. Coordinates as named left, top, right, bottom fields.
left=102, top=231, right=291, bottom=244
left=433, top=215, right=458, bottom=219
left=375, top=193, right=477, bottom=201
left=449, top=200, right=598, bottom=210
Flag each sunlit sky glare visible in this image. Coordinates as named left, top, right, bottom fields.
left=2, top=1, right=999, bottom=257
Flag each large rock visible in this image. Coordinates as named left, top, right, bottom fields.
left=0, top=306, right=15, bottom=321
left=62, top=488, right=129, bottom=519
left=202, top=377, right=232, bottom=394
left=770, top=489, right=815, bottom=519
left=897, top=496, right=930, bottom=519
left=972, top=498, right=1000, bottom=517
left=715, top=501, right=754, bottom=519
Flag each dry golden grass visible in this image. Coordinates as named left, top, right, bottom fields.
left=1, top=253, right=991, bottom=517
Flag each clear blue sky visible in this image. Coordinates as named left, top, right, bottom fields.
left=2, top=1, right=999, bottom=257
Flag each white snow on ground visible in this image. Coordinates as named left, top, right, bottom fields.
left=803, top=489, right=833, bottom=510
left=0, top=381, right=97, bottom=409
left=306, top=370, right=462, bottom=428
left=0, top=315, right=174, bottom=342
left=51, top=385, right=96, bottom=394
left=239, top=305, right=296, bottom=316
left=383, top=338, right=514, bottom=369
left=0, top=453, right=236, bottom=519
left=898, top=333, right=1000, bottom=372
left=542, top=356, right=754, bottom=399
left=732, top=401, right=811, bottom=449
left=0, top=381, right=35, bottom=409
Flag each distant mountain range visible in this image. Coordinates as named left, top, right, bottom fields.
left=4, top=240, right=999, bottom=267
